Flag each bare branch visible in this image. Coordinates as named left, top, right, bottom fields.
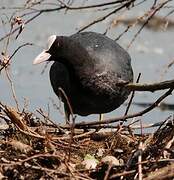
left=78, top=0, right=135, bottom=32
left=125, top=79, right=174, bottom=92
left=57, top=0, right=126, bottom=10
left=0, top=43, right=33, bottom=72
left=127, top=0, right=172, bottom=48
left=74, top=88, right=174, bottom=127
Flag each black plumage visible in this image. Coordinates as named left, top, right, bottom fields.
left=33, top=32, right=133, bottom=119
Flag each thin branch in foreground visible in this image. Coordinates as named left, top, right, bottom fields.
left=0, top=11, right=42, bottom=42
left=0, top=43, right=33, bottom=72
left=124, top=73, right=141, bottom=116
left=123, top=79, right=174, bottom=92
left=5, top=69, right=19, bottom=111
left=138, top=142, right=143, bottom=180
left=59, top=115, right=174, bottom=135
left=58, top=87, right=75, bottom=161
left=0, top=4, right=68, bottom=43
left=74, top=88, right=174, bottom=128
left=117, top=73, right=141, bottom=134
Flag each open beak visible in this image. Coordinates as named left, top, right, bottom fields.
left=33, top=50, right=51, bottom=65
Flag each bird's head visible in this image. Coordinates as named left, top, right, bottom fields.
left=33, top=35, right=63, bottom=65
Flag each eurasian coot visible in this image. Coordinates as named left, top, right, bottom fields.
left=33, top=32, right=133, bottom=120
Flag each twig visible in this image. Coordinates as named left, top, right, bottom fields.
left=74, top=88, right=174, bottom=127
left=124, top=79, right=174, bottom=92
left=1, top=153, right=63, bottom=166
left=70, top=122, right=151, bottom=130
left=25, top=164, right=70, bottom=177
left=0, top=43, right=32, bottom=72
left=36, top=108, right=66, bottom=134
left=78, top=0, right=135, bottom=32
left=138, top=142, right=143, bottom=180
left=127, top=0, right=172, bottom=48
left=163, top=135, right=174, bottom=158
left=0, top=12, right=42, bottom=42
left=140, top=158, right=174, bottom=165
left=64, top=161, right=76, bottom=179
left=104, top=163, right=113, bottom=180
left=10, top=42, right=33, bottom=60
left=115, top=23, right=132, bottom=41
left=58, top=87, right=74, bottom=121
left=124, top=73, right=141, bottom=116
left=0, top=5, right=63, bottom=42
left=57, top=88, right=74, bottom=133
left=144, top=163, right=174, bottom=180
left=110, top=170, right=136, bottom=179
left=117, top=73, right=141, bottom=135
left=4, top=18, right=14, bottom=55
left=52, top=130, right=95, bottom=140
left=57, top=0, right=125, bottom=10
left=87, top=116, right=171, bottom=130
left=5, top=69, right=19, bottom=111
left=58, top=87, right=75, bottom=161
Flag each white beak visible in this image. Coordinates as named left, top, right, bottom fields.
left=33, top=50, right=51, bottom=65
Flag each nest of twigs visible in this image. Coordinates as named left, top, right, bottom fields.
left=0, top=103, right=174, bottom=180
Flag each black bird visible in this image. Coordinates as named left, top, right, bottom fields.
left=33, top=32, right=133, bottom=121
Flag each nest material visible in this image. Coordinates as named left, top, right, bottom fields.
left=0, top=104, right=174, bottom=180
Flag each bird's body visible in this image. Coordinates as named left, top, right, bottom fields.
left=34, top=32, right=133, bottom=117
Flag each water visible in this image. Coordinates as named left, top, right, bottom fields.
left=0, top=0, right=174, bottom=129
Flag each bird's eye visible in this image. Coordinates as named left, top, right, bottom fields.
left=46, top=35, right=56, bottom=50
